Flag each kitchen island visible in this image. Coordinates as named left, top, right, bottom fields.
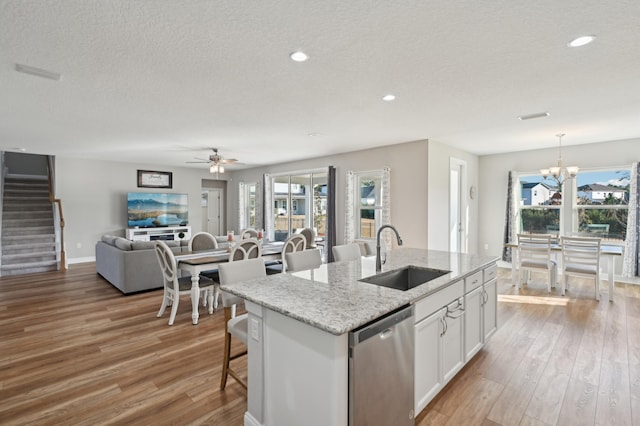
left=220, top=248, right=499, bottom=426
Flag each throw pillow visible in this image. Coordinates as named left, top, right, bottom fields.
left=101, top=235, right=118, bottom=246
left=114, top=237, right=133, bottom=251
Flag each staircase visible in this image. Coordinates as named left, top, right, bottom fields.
left=1, top=176, right=58, bottom=276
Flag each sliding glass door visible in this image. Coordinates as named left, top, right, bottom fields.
left=270, top=170, right=327, bottom=242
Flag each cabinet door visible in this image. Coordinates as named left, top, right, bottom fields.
left=414, top=308, right=444, bottom=414
left=464, top=286, right=483, bottom=361
left=442, top=306, right=465, bottom=384
left=483, top=278, right=498, bottom=342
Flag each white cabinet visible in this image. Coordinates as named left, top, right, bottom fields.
left=414, top=282, right=465, bottom=414
left=464, top=285, right=484, bottom=360
left=464, top=264, right=498, bottom=361
left=414, top=308, right=444, bottom=413
left=483, top=278, right=497, bottom=341
left=125, top=226, right=191, bottom=241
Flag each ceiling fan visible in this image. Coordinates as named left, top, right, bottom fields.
left=186, top=148, right=238, bottom=174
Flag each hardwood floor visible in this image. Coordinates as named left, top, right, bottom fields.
left=0, top=264, right=638, bottom=425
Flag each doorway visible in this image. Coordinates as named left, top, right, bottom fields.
left=449, top=158, right=467, bottom=253
left=201, top=188, right=224, bottom=236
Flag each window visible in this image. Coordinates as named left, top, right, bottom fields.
left=518, top=175, right=561, bottom=234
left=355, top=172, right=384, bottom=239
left=269, top=170, right=328, bottom=241
left=575, top=168, right=629, bottom=241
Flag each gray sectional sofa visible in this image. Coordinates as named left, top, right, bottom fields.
left=95, top=235, right=187, bottom=294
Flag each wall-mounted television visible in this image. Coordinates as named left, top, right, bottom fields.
left=127, top=192, right=189, bottom=228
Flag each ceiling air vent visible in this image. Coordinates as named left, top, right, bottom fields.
left=517, top=112, right=550, bottom=121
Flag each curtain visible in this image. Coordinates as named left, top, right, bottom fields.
left=622, top=162, right=639, bottom=277
left=255, top=180, right=263, bottom=231
left=502, top=171, right=517, bottom=262
left=263, top=174, right=273, bottom=241
left=344, top=171, right=355, bottom=244
left=326, top=166, right=337, bottom=263
left=238, top=181, right=246, bottom=230
left=381, top=167, right=392, bottom=252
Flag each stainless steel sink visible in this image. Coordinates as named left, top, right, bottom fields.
left=359, top=265, right=450, bottom=291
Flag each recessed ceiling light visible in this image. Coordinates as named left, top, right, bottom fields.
left=382, top=94, right=396, bottom=102
left=517, top=112, right=550, bottom=121
left=568, top=35, right=596, bottom=47
left=15, top=63, right=62, bottom=80
left=290, top=51, right=309, bottom=62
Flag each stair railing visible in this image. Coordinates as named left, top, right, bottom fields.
left=47, top=157, right=66, bottom=270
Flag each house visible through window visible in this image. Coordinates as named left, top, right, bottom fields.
left=576, top=168, right=629, bottom=241
left=518, top=175, right=561, bottom=234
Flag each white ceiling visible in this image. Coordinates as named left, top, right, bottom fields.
left=1, top=1, right=639, bottom=171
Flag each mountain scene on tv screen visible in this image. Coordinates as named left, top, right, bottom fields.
left=128, top=197, right=188, bottom=227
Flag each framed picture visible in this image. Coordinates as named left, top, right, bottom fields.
left=137, top=170, right=173, bottom=188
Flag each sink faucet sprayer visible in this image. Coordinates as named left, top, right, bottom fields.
left=376, top=224, right=403, bottom=273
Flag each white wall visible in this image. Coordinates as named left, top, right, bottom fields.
left=227, top=140, right=431, bottom=250
left=478, top=137, right=640, bottom=260
left=427, top=141, right=479, bottom=253
left=54, top=137, right=483, bottom=263
left=55, top=157, right=221, bottom=262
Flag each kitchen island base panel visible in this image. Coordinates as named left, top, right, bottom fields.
left=246, top=301, right=348, bottom=426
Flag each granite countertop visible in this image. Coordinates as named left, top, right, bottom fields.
left=220, top=247, right=499, bottom=335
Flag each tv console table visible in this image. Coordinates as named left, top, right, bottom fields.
left=126, top=226, right=191, bottom=242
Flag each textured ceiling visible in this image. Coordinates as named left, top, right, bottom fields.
left=1, top=1, right=639, bottom=171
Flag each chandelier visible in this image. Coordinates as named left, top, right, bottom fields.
left=540, top=133, right=578, bottom=187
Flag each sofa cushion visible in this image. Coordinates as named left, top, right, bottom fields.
left=102, top=235, right=118, bottom=246
left=131, top=240, right=181, bottom=250
left=131, top=241, right=156, bottom=250
left=114, top=237, right=132, bottom=251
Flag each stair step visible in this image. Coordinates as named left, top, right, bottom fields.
left=2, top=235, right=56, bottom=245
left=2, top=252, right=57, bottom=265
left=3, top=242, right=57, bottom=254
left=3, top=226, right=54, bottom=236
left=3, top=205, right=53, bottom=214
left=2, top=211, right=53, bottom=220
left=1, top=262, right=58, bottom=276
left=4, top=218, right=54, bottom=228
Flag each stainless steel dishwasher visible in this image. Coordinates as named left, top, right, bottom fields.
left=349, top=305, right=414, bottom=426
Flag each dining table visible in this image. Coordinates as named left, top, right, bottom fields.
left=505, top=241, right=623, bottom=301
left=175, top=241, right=284, bottom=324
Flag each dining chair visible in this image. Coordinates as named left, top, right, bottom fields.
left=240, top=228, right=259, bottom=239
left=154, top=241, right=215, bottom=325
left=332, top=243, right=362, bottom=262
left=298, top=227, right=316, bottom=249
left=285, top=248, right=323, bottom=273
left=516, top=233, right=557, bottom=292
left=229, top=238, right=262, bottom=261
left=266, top=233, right=306, bottom=274
left=217, top=257, right=267, bottom=390
left=190, top=232, right=221, bottom=308
left=560, top=236, right=602, bottom=300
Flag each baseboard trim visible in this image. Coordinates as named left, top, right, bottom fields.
left=68, top=256, right=95, bottom=264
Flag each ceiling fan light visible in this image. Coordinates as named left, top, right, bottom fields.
left=210, top=164, right=224, bottom=174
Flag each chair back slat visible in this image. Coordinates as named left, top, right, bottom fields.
left=229, top=238, right=262, bottom=262
left=561, top=236, right=601, bottom=267
left=154, top=241, right=179, bottom=291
